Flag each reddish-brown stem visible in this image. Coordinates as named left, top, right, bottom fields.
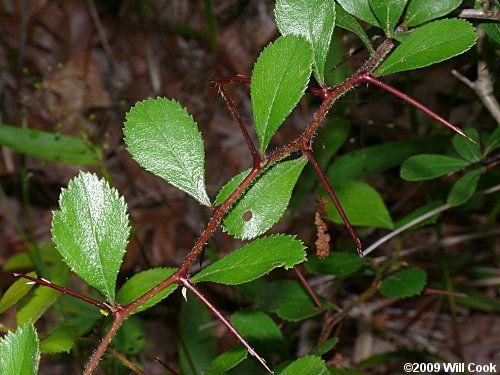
left=302, top=148, right=363, bottom=256
left=12, top=272, right=111, bottom=313
left=359, top=73, right=474, bottom=142
left=293, top=266, right=323, bottom=309
left=424, top=288, right=467, bottom=297
left=214, top=81, right=262, bottom=164
left=107, top=347, right=148, bottom=375
left=155, top=357, right=180, bottom=375
left=180, top=278, right=274, bottom=375
left=210, top=76, right=250, bottom=84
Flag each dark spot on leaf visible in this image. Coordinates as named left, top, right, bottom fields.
left=242, top=210, right=253, bottom=221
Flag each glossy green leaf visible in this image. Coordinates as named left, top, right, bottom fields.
left=16, top=264, right=69, bottom=326
left=306, top=252, right=365, bottom=276
left=275, top=0, right=335, bottom=86
left=124, top=97, right=211, bottom=206
left=376, top=19, right=477, bottom=76
left=0, top=123, right=101, bottom=165
left=328, top=138, right=446, bottom=181
left=220, top=157, right=307, bottom=240
left=395, top=201, right=443, bottom=229
left=231, top=310, right=288, bottom=357
left=336, top=0, right=379, bottom=26
left=368, top=0, right=407, bottom=35
left=278, top=355, right=328, bottom=375
left=0, top=272, right=37, bottom=314
left=380, top=267, right=427, bottom=298
left=40, top=325, right=79, bottom=354
left=193, top=235, right=306, bottom=285
left=0, top=324, right=39, bottom=375
left=484, top=126, right=500, bottom=156
left=178, top=296, right=216, bottom=375
left=400, top=154, right=469, bottom=181
left=335, top=5, right=374, bottom=52
left=111, top=316, right=145, bottom=355
left=204, top=346, right=248, bottom=375
left=51, top=172, right=130, bottom=303
left=453, top=128, right=481, bottom=162
left=447, top=169, right=482, bottom=207
left=326, top=180, right=394, bottom=229
left=254, top=280, right=323, bottom=321
left=251, top=35, right=312, bottom=153
left=310, top=338, right=339, bottom=356
left=116, top=268, right=177, bottom=313
left=404, top=0, right=463, bottom=27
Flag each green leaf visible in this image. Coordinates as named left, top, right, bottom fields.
left=0, top=123, right=101, bottom=165
left=309, top=338, right=339, bottom=356
left=192, top=235, right=306, bottom=285
left=0, top=324, right=39, bottom=375
left=0, top=271, right=37, bottom=314
left=277, top=355, right=328, bottom=375
left=60, top=295, right=101, bottom=336
left=327, top=138, right=446, bottom=181
left=251, top=35, right=313, bottom=153
left=178, top=296, right=216, bottom=375
left=376, top=19, right=477, bottom=76
left=51, top=172, right=130, bottom=303
left=40, top=325, right=79, bottom=354
left=404, top=0, right=463, bottom=27
left=116, top=267, right=177, bottom=313
left=124, top=97, right=211, bottom=206
left=481, top=21, right=500, bottom=44
left=395, top=201, right=443, bottom=229
left=16, top=264, right=69, bottom=326
left=400, top=154, right=469, bottom=181
left=231, top=310, right=288, bottom=357
left=452, top=128, right=481, bottom=162
left=254, top=280, right=324, bottom=321
left=368, top=0, right=407, bottom=35
left=484, top=126, right=500, bottom=156
left=379, top=267, right=427, bottom=298
left=326, top=180, right=394, bottom=229
left=275, top=0, right=335, bottom=86
left=220, top=157, right=307, bottom=240
left=336, top=0, right=379, bottom=26
left=335, top=6, right=374, bottom=52
left=447, top=169, right=482, bottom=207
left=306, top=252, right=365, bottom=276
left=203, top=346, right=248, bottom=375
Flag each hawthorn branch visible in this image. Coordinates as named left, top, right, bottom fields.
left=293, top=266, right=323, bottom=309
left=12, top=273, right=111, bottom=313
left=180, top=278, right=274, bottom=374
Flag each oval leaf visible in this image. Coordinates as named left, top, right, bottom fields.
left=231, top=310, right=288, bottom=357
left=368, top=0, right=407, bottom=35
left=251, top=36, right=312, bottom=153
left=278, top=355, right=328, bottom=375
left=400, top=154, right=469, bottom=181
left=51, top=172, right=130, bottom=303
left=220, top=157, right=307, bottom=240
left=40, top=325, right=79, bottom=354
left=306, top=252, right=365, bottom=276
left=404, top=0, right=463, bottom=27
left=380, top=267, right=427, bottom=298
left=335, top=6, right=374, bottom=52
left=447, top=168, right=482, bottom=207
left=0, top=271, right=37, bottom=314
left=124, top=97, right=211, bottom=206
left=452, top=128, right=481, bottom=162
left=376, top=19, right=477, bottom=76
left=192, top=235, right=306, bottom=285
left=0, top=324, right=39, bottom=375
left=326, top=180, right=394, bottom=229
left=336, top=0, right=379, bottom=26
left=204, top=346, right=248, bottom=375
left=0, top=123, right=101, bottom=165
left=116, top=268, right=177, bottom=313
left=275, top=0, right=335, bottom=85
